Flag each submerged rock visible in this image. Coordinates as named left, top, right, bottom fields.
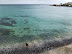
left=1, top=17, right=11, bottom=20
left=59, top=22, right=72, bottom=26
left=52, top=29, right=60, bottom=33
left=0, top=28, right=14, bottom=36
left=14, top=16, right=19, bottom=17
left=19, top=35, right=35, bottom=42
left=0, top=22, right=13, bottom=26
left=0, top=17, right=17, bottom=26
left=24, top=28, right=30, bottom=30
left=24, top=19, right=28, bottom=24
left=20, top=15, right=30, bottom=17
left=0, top=32, right=3, bottom=36
left=10, top=20, right=17, bottom=24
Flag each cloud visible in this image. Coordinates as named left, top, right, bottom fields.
left=0, top=0, right=72, bottom=4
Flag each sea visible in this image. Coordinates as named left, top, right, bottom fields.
left=0, top=4, right=72, bottom=46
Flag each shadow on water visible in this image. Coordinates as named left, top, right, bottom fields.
left=0, top=37, right=72, bottom=54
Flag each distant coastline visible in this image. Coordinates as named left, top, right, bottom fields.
left=51, top=2, right=72, bottom=7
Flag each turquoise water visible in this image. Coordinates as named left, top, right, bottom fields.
left=0, top=4, right=72, bottom=45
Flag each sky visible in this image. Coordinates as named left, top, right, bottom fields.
left=0, top=0, right=72, bottom=4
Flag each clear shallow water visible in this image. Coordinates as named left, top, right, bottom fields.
left=0, top=4, right=72, bottom=45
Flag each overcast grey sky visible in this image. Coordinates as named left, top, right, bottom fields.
left=0, top=0, right=72, bottom=4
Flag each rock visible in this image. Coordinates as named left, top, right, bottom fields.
left=0, top=28, right=13, bottom=36
left=20, top=15, right=30, bottom=17
left=0, top=22, right=13, bottom=26
left=10, top=20, right=17, bottom=24
left=24, top=28, right=30, bottom=30
left=1, top=17, right=11, bottom=20
left=24, top=19, right=28, bottom=24
left=0, top=17, right=16, bottom=26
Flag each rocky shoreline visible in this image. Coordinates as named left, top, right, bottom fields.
left=51, top=2, right=72, bottom=7
left=0, top=37, right=72, bottom=54
left=40, top=44, right=72, bottom=54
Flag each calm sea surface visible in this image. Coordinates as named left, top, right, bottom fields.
left=0, top=4, right=72, bottom=46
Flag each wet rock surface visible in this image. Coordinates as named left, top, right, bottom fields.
left=0, top=37, right=72, bottom=54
